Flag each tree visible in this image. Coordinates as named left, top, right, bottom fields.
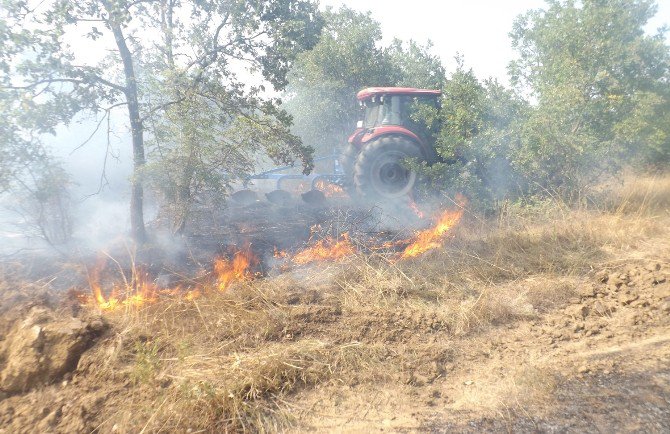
left=5, top=160, right=74, bottom=247
left=420, top=58, right=528, bottom=205
left=0, top=97, right=47, bottom=193
left=283, top=6, right=396, bottom=156
left=509, top=0, right=670, bottom=191
left=144, top=78, right=308, bottom=234
left=386, top=39, right=445, bottom=90
left=0, top=0, right=322, bottom=242
left=0, top=92, right=73, bottom=248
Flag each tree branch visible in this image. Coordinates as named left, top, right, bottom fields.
left=69, top=102, right=127, bottom=155
left=140, top=97, right=186, bottom=123
left=125, top=0, right=156, bottom=10
left=3, top=76, right=127, bottom=94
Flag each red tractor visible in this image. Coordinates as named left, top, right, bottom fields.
left=340, top=87, right=441, bottom=200
left=235, top=87, right=441, bottom=205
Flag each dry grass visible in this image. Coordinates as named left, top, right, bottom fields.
left=600, top=172, right=670, bottom=215
left=328, top=175, right=668, bottom=339
left=167, top=340, right=381, bottom=432
left=58, top=173, right=670, bottom=431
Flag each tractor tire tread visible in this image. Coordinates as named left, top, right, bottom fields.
left=353, top=135, right=422, bottom=200
left=339, top=143, right=359, bottom=192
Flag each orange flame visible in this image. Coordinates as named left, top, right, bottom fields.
left=123, top=270, right=159, bottom=307
left=87, top=256, right=108, bottom=307
left=81, top=197, right=467, bottom=312
left=183, top=288, right=202, bottom=301
left=273, top=247, right=288, bottom=259
left=313, top=179, right=347, bottom=198
left=401, top=197, right=466, bottom=259
left=214, top=249, right=258, bottom=291
left=293, top=233, right=356, bottom=265
left=293, top=181, right=309, bottom=194
left=408, top=199, right=425, bottom=219
left=84, top=249, right=259, bottom=310
left=86, top=260, right=159, bottom=310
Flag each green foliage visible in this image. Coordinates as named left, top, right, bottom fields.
left=132, top=340, right=160, bottom=385
left=284, top=7, right=445, bottom=155
left=436, top=58, right=489, bottom=160
left=144, top=79, right=311, bottom=233
left=422, top=59, right=528, bottom=205
left=0, top=91, right=73, bottom=245
left=0, top=0, right=323, bottom=237
left=1, top=157, right=74, bottom=246
left=387, top=39, right=446, bottom=90
left=509, top=0, right=670, bottom=191
left=0, top=112, right=46, bottom=193
left=422, top=0, right=670, bottom=205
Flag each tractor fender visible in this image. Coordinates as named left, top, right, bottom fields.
left=348, top=128, right=365, bottom=145
left=360, top=127, right=437, bottom=163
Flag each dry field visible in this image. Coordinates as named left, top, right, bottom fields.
left=1, top=174, right=670, bottom=433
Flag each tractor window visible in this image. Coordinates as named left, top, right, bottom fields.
left=362, top=96, right=401, bottom=129
left=380, top=96, right=402, bottom=126
left=362, top=94, right=439, bottom=130
left=363, top=100, right=381, bottom=129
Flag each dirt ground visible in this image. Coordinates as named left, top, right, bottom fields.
left=292, top=259, right=670, bottom=433
left=1, top=176, right=669, bottom=433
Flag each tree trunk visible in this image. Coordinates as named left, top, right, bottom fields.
left=172, top=161, right=195, bottom=235
left=108, top=19, right=147, bottom=243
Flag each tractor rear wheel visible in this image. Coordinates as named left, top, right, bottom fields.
left=353, top=135, right=423, bottom=201
left=339, top=143, right=359, bottom=193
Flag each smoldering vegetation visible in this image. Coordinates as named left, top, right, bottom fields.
left=1, top=173, right=669, bottom=432
left=0, top=0, right=669, bottom=432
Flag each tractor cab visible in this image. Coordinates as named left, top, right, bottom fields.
left=348, top=87, right=441, bottom=165
left=357, top=87, right=441, bottom=133
left=340, top=87, right=442, bottom=200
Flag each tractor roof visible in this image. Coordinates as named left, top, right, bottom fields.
left=356, top=87, right=441, bottom=101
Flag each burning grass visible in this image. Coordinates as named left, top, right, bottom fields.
left=292, top=232, right=356, bottom=265
left=401, top=206, right=464, bottom=259
left=4, top=174, right=669, bottom=432
left=313, top=179, right=347, bottom=198
left=213, top=247, right=258, bottom=292
left=78, top=199, right=467, bottom=312
left=82, top=248, right=259, bottom=310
